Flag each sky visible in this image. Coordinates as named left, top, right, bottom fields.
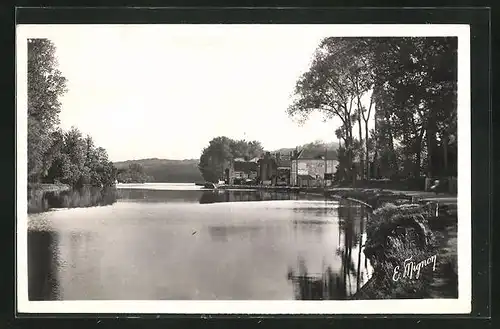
left=26, top=25, right=368, bottom=161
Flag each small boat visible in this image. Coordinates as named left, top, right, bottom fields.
left=204, top=182, right=218, bottom=189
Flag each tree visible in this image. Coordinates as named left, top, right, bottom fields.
left=116, top=162, right=153, bottom=183
left=27, top=38, right=118, bottom=188
left=369, top=37, right=457, bottom=178
left=61, top=127, right=87, bottom=186
left=287, top=37, right=374, bottom=181
left=44, top=127, right=118, bottom=187
left=27, top=38, right=68, bottom=181
left=288, top=37, right=457, bottom=183
left=198, top=137, right=264, bottom=182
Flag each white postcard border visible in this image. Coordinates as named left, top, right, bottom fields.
left=16, top=24, right=471, bottom=314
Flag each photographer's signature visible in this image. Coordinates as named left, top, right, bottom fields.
left=392, top=255, right=437, bottom=281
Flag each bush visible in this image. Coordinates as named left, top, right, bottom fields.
left=360, top=203, right=441, bottom=298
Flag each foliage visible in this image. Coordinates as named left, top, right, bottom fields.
left=273, top=141, right=339, bottom=161
left=198, top=137, right=264, bottom=182
left=115, top=139, right=339, bottom=184
left=359, top=201, right=456, bottom=299
left=287, top=37, right=457, bottom=183
left=288, top=38, right=375, bottom=180
left=27, top=39, right=68, bottom=181
left=28, top=38, right=117, bottom=188
left=367, top=203, right=432, bottom=245
left=113, top=158, right=203, bottom=183
left=116, top=162, right=154, bottom=183
left=369, top=37, right=458, bottom=178
left=44, top=127, right=117, bottom=187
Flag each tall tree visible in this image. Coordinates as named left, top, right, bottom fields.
left=369, top=37, right=457, bottom=178
left=287, top=37, right=374, bottom=180
left=288, top=37, right=457, bottom=183
left=27, top=38, right=68, bottom=181
left=28, top=38, right=118, bottom=188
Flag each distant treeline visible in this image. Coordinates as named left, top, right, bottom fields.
left=274, top=141, right=339, bottom=158
left=115, top=163, right=154, bottom=183
left=113, top=159, right=203, bottom=183
left=113, top=140, right=339, bottom=184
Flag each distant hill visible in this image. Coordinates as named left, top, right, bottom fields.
left=113, top=142, right=340, bottom=183
left=113, top=158, right=203, bottom=183
left=272, top=141, right=340, bottom=158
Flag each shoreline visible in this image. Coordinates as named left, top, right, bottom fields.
left=27, top=182, right=457, bottom=299
left=27, top=183, right=118, bottom=214
left=325, top=188, right=458, bottom=299
left=28, top=183, right=71, bottom=193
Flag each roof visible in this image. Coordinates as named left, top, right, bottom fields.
left=258, top=157, right=277, bottom=165
left=298, top=174, right=316, bottom=180
left=276, top=159, right=291, bottom=168
left=296, top=148, right=338, bottom=160
left=233, top=161, right=258, bottom=172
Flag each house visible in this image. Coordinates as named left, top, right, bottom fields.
left=257, top=152, right=277, bottom=185
left=275, top=152, right=292, bottom=186
left=256, top=151, right=293, bottom=185
left=290, top=149, right=339, bottom=187
left=226, top=160, right=258, bottom=185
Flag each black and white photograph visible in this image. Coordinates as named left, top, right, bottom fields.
left=16, top=23, right=471, bottom=314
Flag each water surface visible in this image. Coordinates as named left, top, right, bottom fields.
left=28, top=183, right=373, bottom=300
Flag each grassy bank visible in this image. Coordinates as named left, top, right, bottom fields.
left=327, top=188, right=458, bottom=299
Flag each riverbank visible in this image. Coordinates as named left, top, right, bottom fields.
left=28, top=183, right=71, bottom=193
left=27, top=184, right=118, bottom=214
left=217, top=184, right=305, bottom=192
left=27, top=183, right=71, bottom=213
left=326, top=188, right=458, bottom=299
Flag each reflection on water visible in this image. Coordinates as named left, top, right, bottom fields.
left=27, top=183, right=373, bottom=300
left=287, top=203, right=372, bottom=299
left=198, top=190, right=302, bottom=204
left=28, top=186, right=118, bottom=213
left=28, top=231, right=60, bottom=300
left=118, top=188, right=204, bottom=203
left=287, top=261, right=345, bottom=300
left=208, top=225, right=263, bottom=243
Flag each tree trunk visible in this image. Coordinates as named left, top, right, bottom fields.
left=357, top=113, right=364, bottom=179
left=348, top=121, right=355, bottom=182
left=364, top=122, right=369, bottom=179
left=414, top=142, right=421, bottom=179
left=413, top=129, right=425, bottom=178
left=442, top=133, right=449, bottom=176
left=426, top=117, right=438, bottom=177
left=382, top=112, right=397, bottom=178
left=403, top=133, right=412, bottom=178
left=344, top=120, right=353, bottom=180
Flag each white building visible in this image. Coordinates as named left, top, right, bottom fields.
left=290, top=149, right=339, bottom=187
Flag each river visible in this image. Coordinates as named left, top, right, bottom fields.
left=27, top=183, right=373, bottom=300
